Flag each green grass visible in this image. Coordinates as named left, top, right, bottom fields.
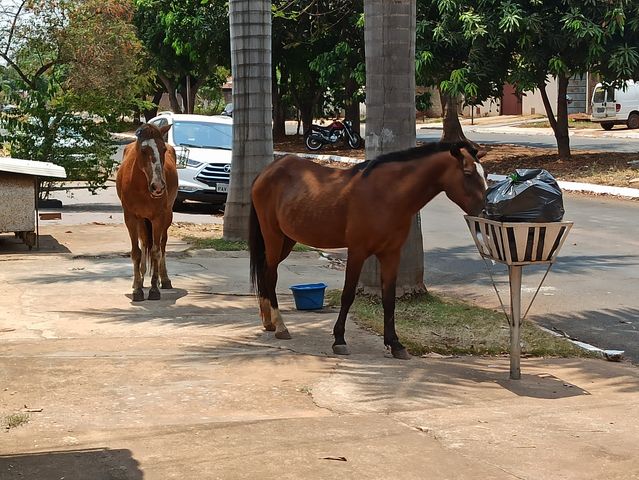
left=326, top=290, right=591, bottom=358
left=4, top=413, right=29, bottom=430
left=521, top=119, right=600, bottom=129
left=183, top=236, right=313, bottom=252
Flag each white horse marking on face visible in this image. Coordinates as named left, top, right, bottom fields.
left=141, top=139, right=165, bottom=193
left=475, top=161, right=488, bottom=189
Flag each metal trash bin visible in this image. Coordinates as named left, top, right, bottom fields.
left=465, top=216, right=573, bottom=379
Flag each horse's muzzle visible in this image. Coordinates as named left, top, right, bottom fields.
left=150, top=183, right=166, bottom=198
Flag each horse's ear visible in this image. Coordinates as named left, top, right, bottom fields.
left=134, top=126, right=144, bottom=140
left=160, top=124, right=172, bottom=137
left=451, top=145, right=475, bottom=175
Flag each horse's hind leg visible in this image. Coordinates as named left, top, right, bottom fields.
left=332, top=250, right=366, bottom=355
left=261, top=234, right=294, bottom=339
left=378, top=250, right=410, bottom=360
left=124, top=213, right=144, bottom=302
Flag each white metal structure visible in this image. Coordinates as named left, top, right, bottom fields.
left=465, top=216, right=573, bottom=380
left=0, top=157, right=66, bottom=250
left=0, top=157, right=66, bottom=179
left=148, top=113, right=233, bottom=206
left=590, top=80, right=639, bottom=130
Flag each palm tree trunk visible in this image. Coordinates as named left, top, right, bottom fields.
left=223, top=0, right=273, bottom=241
left=360, top=0, right=425, bottom=296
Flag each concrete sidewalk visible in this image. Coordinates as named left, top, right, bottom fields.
left=1, top=224, right=638, bottom=479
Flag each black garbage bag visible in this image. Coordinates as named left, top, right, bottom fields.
left=484, top=169, right=564, bottom=222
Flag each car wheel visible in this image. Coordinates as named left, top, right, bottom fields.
left=601, top=122, right=614, bottom=131
left=173, top=198, right=186, bottom=211
left=348, top=132, right=362, bottom=149
left=305, top=134, right=323, bottom=151
left=627, top=113, right=639, bottom=129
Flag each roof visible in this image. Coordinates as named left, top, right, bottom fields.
left=0, top=157, right=67, bottom=179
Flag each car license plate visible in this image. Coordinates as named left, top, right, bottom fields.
left=597, top=107, right=605, bottom=113
left=216, top=183, right=228, bottom=193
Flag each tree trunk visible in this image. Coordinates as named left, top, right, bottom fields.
left=344, top=76, right=361, bottom=135
left=184, top=77, right=204, bottom=114
left=158, top=73, right=182, bottom=113
left=440, top=91, right=467, bottom=143
left=143, top=89, right=164, bottom=122
left=272, top=67, right=287, bottom=140
left=360, top=0, right=425, bottom=297
left=298, top=100, right=315, bottom=135
left=223, top=0, right=273, bottom=241
left=555, top=75, right=571, bottom=159
left=538, top=76, right=571, bottom=159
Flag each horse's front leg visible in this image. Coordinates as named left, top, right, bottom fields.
left=159, top=228, right=172, bottom=289
left=148, top=221, right=163, bottom=300
left=124, top=213, right=144, bottom=302
left=332, top=251, right=366, bottom=355
left=378, top=251, right=410, bottom=360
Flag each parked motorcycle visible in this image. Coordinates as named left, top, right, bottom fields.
left=304, top=119, right=362, bottom=151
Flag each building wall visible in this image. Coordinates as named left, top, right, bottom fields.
left=521, top=77, right=559, bottom=116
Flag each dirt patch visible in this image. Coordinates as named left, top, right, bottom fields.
left=276, top=136, right=365, bottom=161
left=481, top=144, right=639, bottom=188
left=275, top=135, right=639, bottom=188
left=169, top=222, right=223, bottom=240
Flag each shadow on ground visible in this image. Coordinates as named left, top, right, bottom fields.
left=0, top=234, right=70, bottom=255
left=0, top=448, right=143, bottom=480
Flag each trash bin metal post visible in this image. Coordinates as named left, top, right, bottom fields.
left=508, top=264, right=523, bottom=380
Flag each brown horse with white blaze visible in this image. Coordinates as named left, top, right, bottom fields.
left=249, top=141, right=487, bottom=359
left=116, top=123, right=178, bottom=301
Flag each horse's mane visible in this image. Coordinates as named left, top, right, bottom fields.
left=353, top=141, right=477, bottom=176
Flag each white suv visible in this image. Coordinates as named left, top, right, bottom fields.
left=148, top=112, right=232, bottom=206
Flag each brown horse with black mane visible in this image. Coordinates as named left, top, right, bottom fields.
left=249, top=141, right=487, bottom=359
left=116, top=123, right=178, bottom=302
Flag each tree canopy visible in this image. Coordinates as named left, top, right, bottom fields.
left=508, top=0, right=639, bottom=157
left=133, top=0, right=230, bottom=113
left=0, top=0, right=145, bottom=195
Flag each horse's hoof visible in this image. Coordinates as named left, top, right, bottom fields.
left=332, top=344, right=350, bottom=355
left=263, top=324, right=276, bottom=332
left=275, top=329, right=292, bottom=340
left=392, top=348, right=411, bottom=360
left=132, top=289, right=145, bottom=302
left=148, top=288, right=161, bottom=301
left=161, top=280, right=173, bottom=289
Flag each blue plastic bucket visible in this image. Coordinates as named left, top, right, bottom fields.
left=289, top=283, right=327, bottom=310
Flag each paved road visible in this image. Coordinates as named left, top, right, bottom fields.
left=417, top=127, right=639, bottom=152
left=420, top=193, right=639, bottom=362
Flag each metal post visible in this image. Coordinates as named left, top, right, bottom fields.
left=508, top=265, right=523, bottom=379
left=35, top=176, right=40, bottom=250
left=186, top=75, right=191, bottom=113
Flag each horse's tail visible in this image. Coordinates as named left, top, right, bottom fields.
left=248, top=200, right=266, bottom=298
left=143, top=219, right=153, bottom=276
